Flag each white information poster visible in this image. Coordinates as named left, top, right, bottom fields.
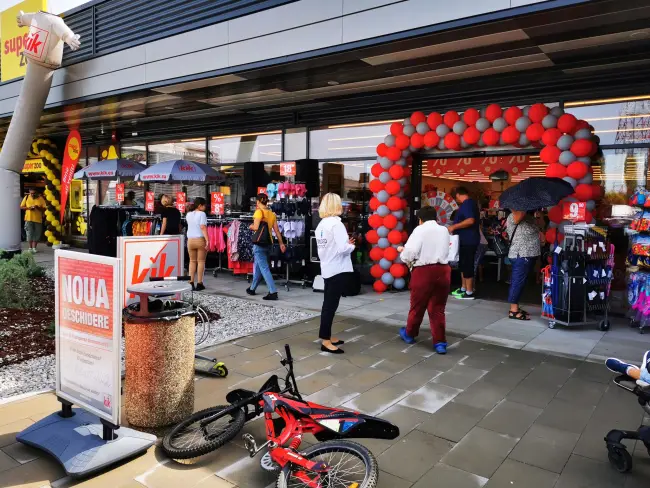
left=55, top=250, right=122, bottom=425
left=117, top=235, right=185, bottom=307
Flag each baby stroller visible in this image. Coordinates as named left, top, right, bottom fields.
left=604, top=354, right=650, bottom=473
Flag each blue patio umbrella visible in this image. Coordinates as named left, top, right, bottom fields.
left=74, top=159, right=145, bottom=180
left=135, top=160, right=224, bottom=183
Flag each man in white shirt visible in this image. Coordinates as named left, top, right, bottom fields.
left=397, top=206, right=451, bottom=354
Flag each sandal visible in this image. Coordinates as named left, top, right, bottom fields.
left=509, top=310, right=530, bottom=321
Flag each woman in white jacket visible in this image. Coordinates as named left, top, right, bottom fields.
left=315, top=193, right=355, bottom=354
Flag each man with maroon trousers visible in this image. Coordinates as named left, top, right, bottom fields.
left=397, top=206, right=451, bottom=355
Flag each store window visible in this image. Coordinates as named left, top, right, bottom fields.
left=209, top=165, right=246, bottom=214
left=310, top=121, right=394, bottom=159
left=208, top=131, right=282, bottom=164
left=284, top=128, right=307, bottom=160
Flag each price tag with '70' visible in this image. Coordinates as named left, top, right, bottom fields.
left=562, top=202, right=586, bottom=222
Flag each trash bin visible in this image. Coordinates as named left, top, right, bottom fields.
left=123, top=281, right=195, bottom=429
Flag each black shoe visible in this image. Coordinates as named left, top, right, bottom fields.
left=321, top=344, right=344, bottom=354
left=246, top=287, right=256, bottom=296
left=195, top=283, right=206, bottom=291
left=189, top=282, right=196, bottom=291
left=263, top=292, right=278, bottom=301
left=332, top=340, right=345, bottom=346
left=455, top=291, right=475, bottom=300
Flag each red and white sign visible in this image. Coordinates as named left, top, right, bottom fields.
left=55, top=250, right=121, bottom=424
left=489, top=199, right=500, bottom=209
left=257, top=187, right=268, bottom=195
left=115, top=183, right=125, bottom=203
left=175, top=192, right=187, bottom=213
left=25, top=26, right=49, bottom=61
left=117, top=235, right=185, bottom=307
left=59, top=129, right=81, bottom=222
left=427, top=155, right=532, bottom=177
left=563, top=201, right=586, bottom=222
left=280, top=162, right=296, bottom=177
left=211, top=192, right=224, bottom=215
left=145, top=192, right=155, bottom=212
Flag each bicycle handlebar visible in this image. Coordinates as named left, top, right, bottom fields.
left=284, top=344, right=292, bottom=364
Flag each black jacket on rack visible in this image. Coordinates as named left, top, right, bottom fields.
left=88, top=206, right=136, bottom=257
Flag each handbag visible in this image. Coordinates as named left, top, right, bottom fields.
left=448, top=235, right=460, bottom=262
left=492, top=224, right=519, bottom=257
left=252, top=219, right=271, bottom=246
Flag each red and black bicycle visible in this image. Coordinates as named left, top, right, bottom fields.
left=162, top=344, right=399, bottom=487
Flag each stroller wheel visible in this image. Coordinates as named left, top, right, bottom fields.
left=215, top=362, right=228, bottom=378
left=607, top=445, right=632, bottom=473
left=599, top=320, right=610, bottom=332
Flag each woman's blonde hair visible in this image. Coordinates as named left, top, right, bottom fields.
left=319, top=193, right=343, bottom=218
left=160, top=194, right=171, bottom=206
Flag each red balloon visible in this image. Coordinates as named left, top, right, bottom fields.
left=369, top=197, right=380, bottom=211
left=444, top=111, right=460, bottom=128
left=402, top=199, right=408, bottom=210
left=383, top=214, right=398, bottom=229
left=371, top=163, right=383, bottom=178
left=423, top=131, right=440, bottom=148
left=369, top=179, right=384, bottom=193
left=567, top=162, right=588, bottom=180
left=557, top=114, right=578, bottom=134
left=591, top=184, right=602, bottom=200
left=463, top=108, right=480, bottom=126
left=385, top=180, right=401, bottom=195
left=387, top=196, right=402, bottom=211
left=549, top=206, right=563, bottom=224
left=410, top=111, right=427, bottom=126
left=584, top=210, right=593, bottom=223
left=545, top=163, right=567, bottom=179
left=526, top=123, right=545, bottom=142
left=373, top=281, right=388, bottom=293
left=377, top=143, right=388, bottom=157
left=387, top=230, right=402, bottom=245
left=395, top=134, right=410, bottom=150
left=485, top=104, right=502, bottom=123
left=545, top=228, right=558, bottom=244
left=540, top=145, right=561, bottom=164
left=575, top=184, right=593, bottom=202
left=482, top=128, right=500, bottom=146
left=390, top=122, right=404, bottom=137
left=370, top=264, right=384, bottom=279
left=401, top=230, right=409, bottom=242
left=389, top=165, right=405, bottom=180
left=386, top=146, right=401, bottom=161
left=369, top=247, right=384, bottom=261
left=366, top=230, right=380, bottom=245
left=444, top=132, right=461, bottom=150
left=383, top=247, right=398, bottom=261
left=528, top=103, right=549, bottom=123
left=502, top=126, right=520, bottom=145
left=411, top=133, right=425, bottom=149
left=504, top=106, right=523, bottom=125
left=463, top=126, right=481, bottom=145
left=571, top=139, right=593, bottom=158
left=574, top=120, right=590, bottom=132
left=427, top=112, right=443, bottom=129
left=542, top=128, right=563, bottom=147
left=390, top=264, right=407, bottom=278
left=368, top=214, right=383, bottom=229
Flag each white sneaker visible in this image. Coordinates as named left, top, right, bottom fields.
left=31, top=248, right=37, bottom=254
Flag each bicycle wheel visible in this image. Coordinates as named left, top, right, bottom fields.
left=275, top=440, right=379, bottom=488
left=162, top=405, right=245, bottom=463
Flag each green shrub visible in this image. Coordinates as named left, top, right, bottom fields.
left=10, top=252, right=44, bottom=278
left=0, top=253, right=44, bottom=309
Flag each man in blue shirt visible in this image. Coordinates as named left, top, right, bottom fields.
left=448, top=187, right=479, bottom=300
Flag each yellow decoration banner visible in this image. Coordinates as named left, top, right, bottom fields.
left=22, top=158, right=44, bottom=172
left=1, top=0, right=48, bottom=82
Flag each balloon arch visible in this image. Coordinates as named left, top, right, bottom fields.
left=366, top=103, right=602, bottom=293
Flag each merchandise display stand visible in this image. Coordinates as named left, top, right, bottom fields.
left=626, top=189, right=650, bottom=334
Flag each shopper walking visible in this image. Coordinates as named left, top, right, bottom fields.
left=20, top=188, right=47, bottom=253
left=247, top=193, right=286, bottom=301
left=315, top=193, right=355, bottom=354
left=159, top=194, right=181, bottom=235
left=506, top=210, right=542, bottom=320
left=397, top=206, right=451, bottom=354
left=448, top=187, right=480, bottom=299
left=186, top=197, right=209, bottom=291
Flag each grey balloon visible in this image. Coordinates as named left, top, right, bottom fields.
left=562, top=176, right=578, bottom=188
left=475, top=118, right=490, bottom=132
left=542, top=114, right=558, bottom=129
left=395, top=222, right=404, bottom=231
left=402, top=149, right=411, bottom=158
left=515, top=116, right=531, bottom=132
left=394, top=255, right=404, bottom=264
left=453, top=121, right=468, bottom=135
left=393, top=278, right=406, bottom=290
left=377, top=226, right=389, bottom=238
left=381, top=272, right=395, bottom=286
left=403, top=117, right=412, bottom=126
left=478, top=138, right=486, bottom=147
left=384, top=135, right=396, bottom=147
left=378, top=190, right=391, bottom=203
left=392, top=210, right=404, bottom=220
left=379, top=172, right=391, bottom=184
left=379, top=157, right=392, bottom=170
left=523, top=105, right=531, bottom=116
left=460, top=138, right=469, bottom=149
left=559, top=151, right=576, bottom=166
left=403, top=125, right=416, bottom=137
left=377, top=205, right=390, bottom=217
left=436, top=124, right=450, bottom=137
left=378, top=238, right=390, bottom=249
left=397, top=190, right=405, bottom=198
left=392, top=244, right=400, bottom=249
left=558, top=220, right=571, bottom=234
left=398, top=177, right=408, bottom=186
left=549, top=221, right=558, bottom=228
left=438, top=140, right=446, bottom=150
left=519, top=134, right=530, bottom=147
left=564, top=196, right=578, bottom=203
left=579, top=173, right=593, bottom=185
left=416, top=122, right=430, bottom=135
left=557, top=135, right=574, bottom=151
left=396, top=158, right=407, bottom=167
left=493, top=117, right=508, bottom=132
left=586, top=200, right=596, bottom=211
left=577, top=157, right=591, bottom=164
left=550, top=106, right=565, bottom=117
left=574, top=128, right=592, bottom=140
left=408, top=145, right=418, bottom=153
left=379, top=258, right=392, bottom=270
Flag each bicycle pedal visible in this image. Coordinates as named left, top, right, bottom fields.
left=242, top=434, right=258, bottom=457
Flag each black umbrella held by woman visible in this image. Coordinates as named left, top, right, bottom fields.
left=499, top=177, right=575, bottom=211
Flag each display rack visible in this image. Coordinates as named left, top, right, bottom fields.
left=626, top=200, right=650, bottom=334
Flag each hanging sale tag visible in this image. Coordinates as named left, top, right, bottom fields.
left=145, top=191, right=155, bottom=212
left=176, top=192, right=187, bottom=213
left=562, top=201, right=586, bottom=222
left=115, top=183, right=125, bottom=203
left=211, top=192, right=224, bottom=215
left=280, top=162, right=296, bottom=176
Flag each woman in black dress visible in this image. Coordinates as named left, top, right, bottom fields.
left=160, top=194, right=181, bottom=235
